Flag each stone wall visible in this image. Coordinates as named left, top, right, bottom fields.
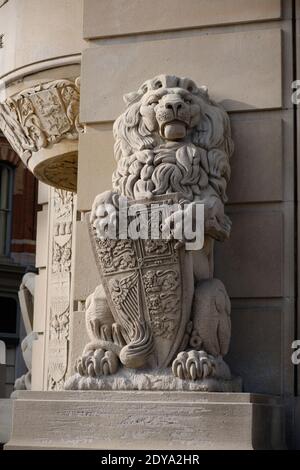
left=0, top=0, right=84, bottom=80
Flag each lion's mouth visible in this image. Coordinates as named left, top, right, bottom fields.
left=161, top=120, right=187, bottom=140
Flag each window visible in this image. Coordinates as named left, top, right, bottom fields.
left=0, top=162, right=14, bottom=256
left=0, top=296, right=17, bottom=335
left=0, top=295, right=19, bottom=397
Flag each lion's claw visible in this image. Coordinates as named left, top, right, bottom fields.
left=76, top=349, right=119, bottom=377
left=172, top=350, right=216, bottom=381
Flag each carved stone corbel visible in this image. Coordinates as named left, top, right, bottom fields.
left=0, top=78, right=83, bottom=191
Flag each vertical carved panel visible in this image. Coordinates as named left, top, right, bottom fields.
left=47, top=189, right=73, bottom=390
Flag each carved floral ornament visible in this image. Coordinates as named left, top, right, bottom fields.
left=0, top=78, right=83, bottom=191
left=47, top=188, right=74, bottom=390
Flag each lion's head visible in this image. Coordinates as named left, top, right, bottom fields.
left=112, top=75, right=233, bottom=202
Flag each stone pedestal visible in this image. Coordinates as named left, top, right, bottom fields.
left=5, top=391, right=285, bottom=450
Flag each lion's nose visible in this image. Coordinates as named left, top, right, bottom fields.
left=165, top=101, right=183, bottom=116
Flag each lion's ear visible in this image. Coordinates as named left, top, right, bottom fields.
left=123, top=91, right=141, bottom=106
left=198, top=85, right=208, bottom=96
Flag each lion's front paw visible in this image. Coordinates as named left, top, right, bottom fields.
left=172, top=350, right=216, bottom=381
left=76, top=349, right=119, bottom=377
left=205, top=214, right=231, bottom=241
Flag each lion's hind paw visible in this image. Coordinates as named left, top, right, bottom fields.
left=172, top=350, right=216, bottom=381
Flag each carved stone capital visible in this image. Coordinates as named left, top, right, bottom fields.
left=0, top=77, right=83, bottom=191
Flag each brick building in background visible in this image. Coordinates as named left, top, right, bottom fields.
left=0, top=132, right=37, bottom=396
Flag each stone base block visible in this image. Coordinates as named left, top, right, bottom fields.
left=65, top=369, right=242, bottom=392
left=5, top=391, right=285, bottom=450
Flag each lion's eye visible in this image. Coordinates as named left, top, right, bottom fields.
left=185, top=99, right=192, bottom=104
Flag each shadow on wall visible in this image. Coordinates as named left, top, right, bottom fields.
left=215, top=99, right=289, bottom=397
left=225, top=307, right=282, bottom=395
left=220, top=99, right=257, bottom=111
left=251, top=399, right=285, bottom=449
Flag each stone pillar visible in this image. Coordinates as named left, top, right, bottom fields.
left=45, top=188, right=76, bottom=390
left=0, top=1, right=84, bottom=392
left=0, top=78, right=81, bottom=390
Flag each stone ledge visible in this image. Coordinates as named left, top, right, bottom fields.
left=5, top=391, right=285, bottom=450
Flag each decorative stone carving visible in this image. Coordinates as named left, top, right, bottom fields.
left=0, top=78, right=83, bottom=191
left=66, top=74, right=238, bottom=392
left=14, top=270, right=38, bottom=391
left=47, top=189, right=74, bottom=390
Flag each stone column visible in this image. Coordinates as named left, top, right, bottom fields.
left=45, top=188, right=76, bottom=390
left=0, top=74, right=82, bottom=390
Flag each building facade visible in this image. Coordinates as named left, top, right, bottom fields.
left=0, top=132, right=37, bottom=396
left=0, top=0, right=300, bottom=449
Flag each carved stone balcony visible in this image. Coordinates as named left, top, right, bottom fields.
left=0, top=78, right=83, bottom=192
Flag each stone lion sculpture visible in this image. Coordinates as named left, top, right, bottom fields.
left=70, top=75, right=237, bottom=391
